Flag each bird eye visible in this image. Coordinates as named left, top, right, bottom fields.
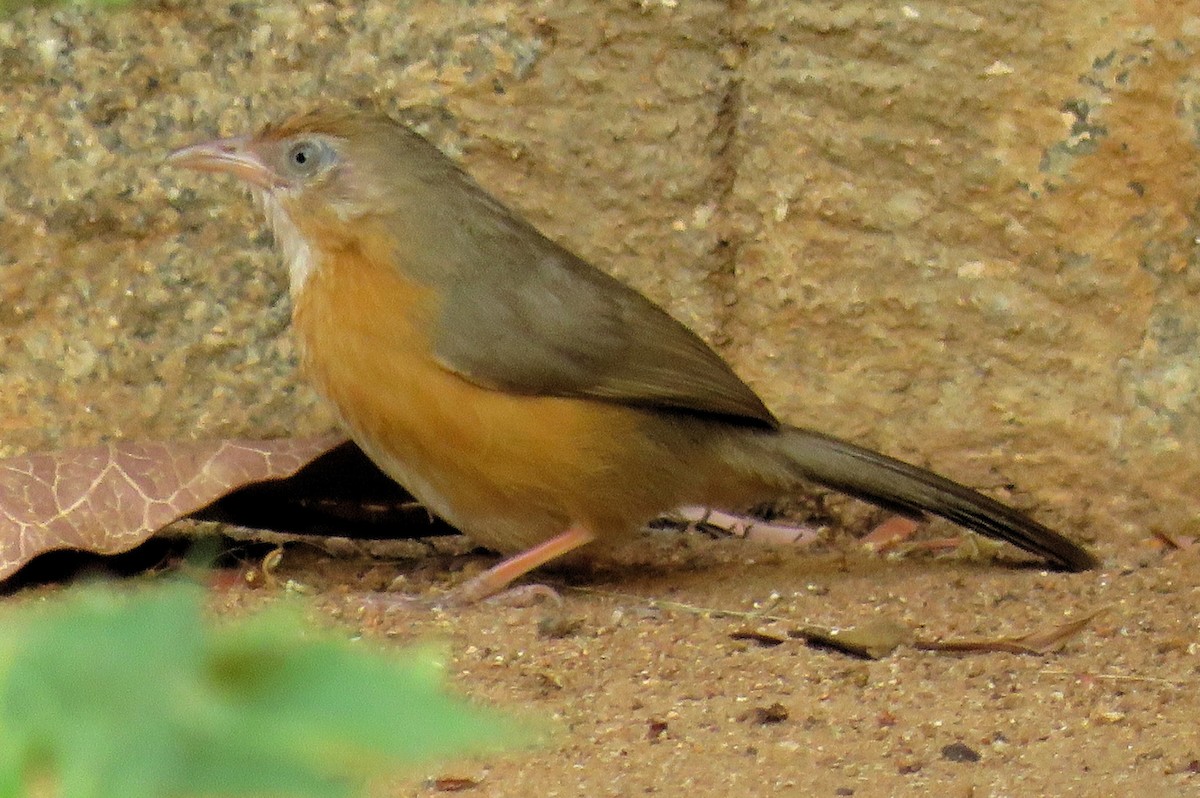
left=283, top=139, right=330, bottom=177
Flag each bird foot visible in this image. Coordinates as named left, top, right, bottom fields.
left=438, top=579, right=563, bottom=609
left=672, top=506, right=822, bottom=546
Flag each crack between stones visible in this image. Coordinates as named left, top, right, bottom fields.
left=706, top=0, right=748, bottom=351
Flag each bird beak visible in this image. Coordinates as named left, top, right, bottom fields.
left=166, top=136, right=280, bottom=190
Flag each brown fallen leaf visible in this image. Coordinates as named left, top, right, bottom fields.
left=0, top=435, right=446, bottom=582
left=793, top=617, right=914, bottom=659
left=914, top=610, right=1104, bottom=655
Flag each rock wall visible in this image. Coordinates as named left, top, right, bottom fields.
left=2, top=0, right=1197, bottom=551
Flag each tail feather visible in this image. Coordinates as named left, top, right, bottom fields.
left=775, top=426, right=1098, bottom=572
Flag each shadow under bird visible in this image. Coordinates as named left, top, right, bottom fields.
left=167, top=108, right=1097, bottom=603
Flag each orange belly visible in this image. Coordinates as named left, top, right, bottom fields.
left=290, top=229, right=687, bottom=554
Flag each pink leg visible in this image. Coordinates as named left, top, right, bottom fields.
left=444, top=525, right=596, bottom=606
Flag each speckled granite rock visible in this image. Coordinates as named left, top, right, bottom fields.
left=1, top=0, right=1196, bottom=550
left=727, top=2, right=1200, bottom=545
left=0, top=0, right=733, bottom=448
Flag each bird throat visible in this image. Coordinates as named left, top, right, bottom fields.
left=255, top=188, right=316, bottom=299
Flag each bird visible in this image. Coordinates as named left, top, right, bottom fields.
left=167, top=107, right=1097, bottom=603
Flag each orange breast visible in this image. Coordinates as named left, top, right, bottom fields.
left=289, top=219, right=673, bottom=554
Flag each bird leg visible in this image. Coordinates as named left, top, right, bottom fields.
left=442, top=524, right=596, bottom=606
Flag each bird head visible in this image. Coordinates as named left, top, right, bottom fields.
left=167, top=108, right=459, bottom=295
left=166, top=109, right=400, bottom=222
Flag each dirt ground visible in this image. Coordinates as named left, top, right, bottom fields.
left=2, top=0, right=1199, bottom=796
left=183, top=526, right=1195, bottom=798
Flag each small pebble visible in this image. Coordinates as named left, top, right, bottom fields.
left=941, top=741, right=982, bottom=763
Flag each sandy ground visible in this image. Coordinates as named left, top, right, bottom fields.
left=184, top=528, right=1197, bottom=798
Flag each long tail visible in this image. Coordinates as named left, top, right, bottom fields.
left=769, top=426, right=1097, bottom=571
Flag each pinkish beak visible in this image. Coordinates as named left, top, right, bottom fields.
left=166, top=136, right=280, bottom=190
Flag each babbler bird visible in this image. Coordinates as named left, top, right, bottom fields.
left=168, top=108, right=1096, bottom=602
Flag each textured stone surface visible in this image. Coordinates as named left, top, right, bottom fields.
left=727, top=1, right=1200, bottom=548
left=1, top=1, right=1197, bottom=548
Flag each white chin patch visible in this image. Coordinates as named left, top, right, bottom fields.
left=254, top=189, right=316, bottom=298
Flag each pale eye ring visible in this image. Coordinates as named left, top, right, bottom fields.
left=284, top=139, right=329, bottom=176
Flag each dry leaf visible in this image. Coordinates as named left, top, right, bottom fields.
left=794, top=617, right=914, bottom=659
left=0, top=437, right=344, bottom=580
left=0, top=436, right=368, bottom=581
left=914, top=610, right=1103, bottom=655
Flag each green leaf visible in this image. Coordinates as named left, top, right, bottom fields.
left=0, top=582, right=534, bottom=797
